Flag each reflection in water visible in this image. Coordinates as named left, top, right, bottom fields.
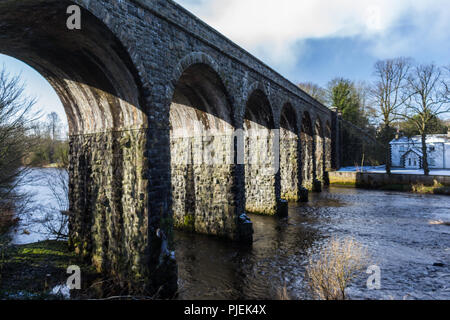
left=176, top=202, right=325, bottom=300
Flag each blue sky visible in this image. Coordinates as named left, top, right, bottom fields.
left=1, top=0, right=449, bottom=126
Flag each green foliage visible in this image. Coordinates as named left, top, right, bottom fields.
left=328, top=78, right=369, bottom=127
left=27, top=137, right=69, bottom=168
left=397, top=115, right=448, bottom=137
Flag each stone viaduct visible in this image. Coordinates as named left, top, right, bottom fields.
left=0, top=0, right=341, bottom=296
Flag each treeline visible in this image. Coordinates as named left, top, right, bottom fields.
left=0, top=67, right=68, bottom=239
left=24, top=112, right=69, bottom=168
left=299, top=59, right=450, bottom=174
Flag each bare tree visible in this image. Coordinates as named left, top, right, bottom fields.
left=46, top=112, right=61, bottom=141
left=0, top=66, right=37, bottom=239
left=444, top=65, right=450, bottom=98
left=400, top=64, right=450, bottom=175
left=39, top=168, right=69, bottom=240
left=371, top=58, right=411, bottom=174
left=298, top=82, right=327, bottom=105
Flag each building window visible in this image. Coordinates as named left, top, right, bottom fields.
left=408, top=158, right=411, bottom=166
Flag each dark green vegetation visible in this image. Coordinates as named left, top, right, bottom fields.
left=0, top=240, right=98, bottom=299
left=399, top=115, right=448, bottom=138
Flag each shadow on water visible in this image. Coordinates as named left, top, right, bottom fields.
left=174, top=197, right=336, bottom=300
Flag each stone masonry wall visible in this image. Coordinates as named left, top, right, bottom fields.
left=244, top=133, right=278, bottom=215
left=315, top=134, right=325, bottom=183
left=170, top=135, right=239, bottom=239
left=280, top=137, right=301, bottom=201
left=301, top=132, right=314, bottom=190
left=68, top=129, right=151, bottom=290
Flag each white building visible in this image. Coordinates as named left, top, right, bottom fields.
left=390, top=132, right=450, bottom=169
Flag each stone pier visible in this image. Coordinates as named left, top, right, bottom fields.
left=0, top=0, right=341, bottom=296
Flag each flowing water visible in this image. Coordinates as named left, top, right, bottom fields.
left=176, top=188, right=450, bottom=300
left=10, top=169, right=450, bottom=300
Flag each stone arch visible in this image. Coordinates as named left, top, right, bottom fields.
left=301, top=111, right=314, bottom=190
left=314, top=117, right=325, bottom=183
left=243, top=87, right=278, bottom=215
left=280, top=103, right=301, bottom=201
left=169, top=62, right=239, bottom=238
left=240, top=81, right=275, bottom=124
left=0, top=0, right=152, bottom=292
left=74, top=0, right=151, bottom=96
left=167, top=52, right=226, bottom=107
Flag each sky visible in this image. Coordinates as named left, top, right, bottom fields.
left=1, top=0, right=449, bottom=126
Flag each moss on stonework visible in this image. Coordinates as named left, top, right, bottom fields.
left=281, top=191, right=300, bottom=202
left=245, top=205, right=277, bottom=216
left=329, top=181, right=357, bottom=187
left=183, top=214, right=195, bottom=231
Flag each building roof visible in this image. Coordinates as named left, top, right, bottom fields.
left=402, top=148, right=423, bottom=158
left=390, top=134, right=450, bottom=144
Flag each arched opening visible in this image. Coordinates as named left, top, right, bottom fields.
left=0, top=0, right=148, bottom=282
left=314, top=118, right=325, bottom=183
left=169, top=63, right=237, bottom=237
left=280, top=104, right=300, bottom=201
left=244, top=89, right=277, bottom=215
left=301, top=111, right=314, bottom=190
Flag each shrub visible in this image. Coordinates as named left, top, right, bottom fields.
left=305, top=236, right=369, bottom=300
left=412, top=180, right=450, bottom=195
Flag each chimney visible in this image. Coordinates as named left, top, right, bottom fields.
left=395, top=128, right=400, bottom=140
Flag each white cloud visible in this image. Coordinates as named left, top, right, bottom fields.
left=175, top=0, right=450, bottom=68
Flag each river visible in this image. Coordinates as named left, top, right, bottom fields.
left=10, top=168, right=450, bottom=300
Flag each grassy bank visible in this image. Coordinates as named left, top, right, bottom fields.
left=330, top=179, right=450, bottom=195
left=0, top=240, right=98, bottom=299
left=329, top=171, right=450, bottom=195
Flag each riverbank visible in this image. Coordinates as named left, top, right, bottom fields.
left=0, top=240, right=97, bottom=299
left=329, top=171, right=450, bottom=195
